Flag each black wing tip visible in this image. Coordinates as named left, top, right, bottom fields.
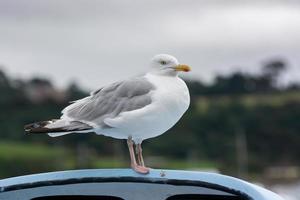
left=24, top=120, right=55, bottom=134
left=24, top=123, right=36, bottom=134
left=24, top=120, right=93, bottom=135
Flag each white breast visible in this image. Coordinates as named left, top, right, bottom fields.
left=99, top=73, right=190, bottom=143
left=139, top=73, right=190, bottom=137
left=147, top=73, right=190, bottom=117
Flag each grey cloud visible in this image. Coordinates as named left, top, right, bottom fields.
left=0, top=0, right=299, bottom=89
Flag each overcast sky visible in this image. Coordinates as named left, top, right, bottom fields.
left=0, top=0, right=300, bottom=90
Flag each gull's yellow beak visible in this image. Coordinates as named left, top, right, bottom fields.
left=175, top=64, right=191, bottom=72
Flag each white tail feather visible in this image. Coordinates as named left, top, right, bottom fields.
left=47, top=129, right=93, bottom=137
left=48, top=132, right=72, bottom=137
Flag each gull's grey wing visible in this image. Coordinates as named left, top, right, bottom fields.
left=62, top=77, right=155, bottom=127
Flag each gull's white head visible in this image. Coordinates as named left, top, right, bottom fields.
left=150, top=54, right=191, bottom=76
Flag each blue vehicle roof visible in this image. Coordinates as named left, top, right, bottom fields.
left=0, top=169, right=283, bottom=200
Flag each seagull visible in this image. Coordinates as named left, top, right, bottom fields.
left=24, top=54, right=191, bottom=174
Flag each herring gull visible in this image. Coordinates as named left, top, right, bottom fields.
left=24, top=54, right=191, bottom=174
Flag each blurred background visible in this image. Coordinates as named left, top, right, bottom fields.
left=0, top=0, right=299, bottom=199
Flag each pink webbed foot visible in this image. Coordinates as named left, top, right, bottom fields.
left=131, top=164, right=150, bottom=174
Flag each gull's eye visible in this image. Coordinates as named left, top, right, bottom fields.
left=160, top=60, right=167, bottom=65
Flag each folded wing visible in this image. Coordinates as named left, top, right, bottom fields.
left=62, top=77, right=155, bottom=128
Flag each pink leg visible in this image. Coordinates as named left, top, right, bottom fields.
left=137, top=144, right=145, bottom=166
left=127, top=137, right=149, bottom=174
left=137, top=143, right=150, bottom=172
left=136, top=145, right=142, bottom=166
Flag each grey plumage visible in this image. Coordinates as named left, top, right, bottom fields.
left=25, top=77, right=155, bottom=134
left=63, top=77, right=155, bottom=127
